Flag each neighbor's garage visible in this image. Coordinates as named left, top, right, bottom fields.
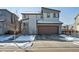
left=37, top=25, right=59, bottom=34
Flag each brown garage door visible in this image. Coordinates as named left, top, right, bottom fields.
left=38, top=25, right=59, bottom=34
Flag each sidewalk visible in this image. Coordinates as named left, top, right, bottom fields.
left=26, top=40, right=79, bottom=52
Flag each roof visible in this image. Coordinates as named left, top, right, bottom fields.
left=21, top=7, right=61, bottom=15
left=0, top=9, right=19, bottom=18
left=21, top=12, right=42, bottom=15
left=37, top=20, right=63, bottom=24
left=41, top=7, right=61, bottom=12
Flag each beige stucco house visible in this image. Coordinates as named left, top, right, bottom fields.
left=0, top=9, right=19, bottom=34
left=21, top=7, right=63, bottom=35
left=74, top=14, right=79, bottom=32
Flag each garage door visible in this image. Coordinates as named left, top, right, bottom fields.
left=38, top=25, right=59, bottom=34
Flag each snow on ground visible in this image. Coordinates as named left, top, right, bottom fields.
left=0, top=42, right=33, bottom=48
left=13, top=35, right=36, bottom=42
left=0, top=35, right=14, bottom=41
left=0, top=35, right=36, bottom=48
left=59, top=35, right=79, bottom=41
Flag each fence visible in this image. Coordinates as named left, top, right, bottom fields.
left=62, top=30, right=79, bottom=38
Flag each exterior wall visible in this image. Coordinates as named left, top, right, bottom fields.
left=22, top=14, right=29, bottom=19
left=0, top=10, right=19, bottom=34
left=0, top=22, right=5, bottom=34
left=22, top=13, right=60, bottom=34
left=75, top=16, right=79, bottom=31
left=59, top=24, right=62, bottom=34
left=36, top=15, right=41, bottom=20
left=28, top=15, right=37, bottom=34
left=22, top=13, right=62, bottom=34
left=21, top=7, right=62, bottom=34
left=21, top=20, right=29, bottom=34
left=0, top=10, right=11, bottom=33
left=4, top=11, right=12, bottom=31
left=43, top=13, right=59, bottom=21
left=22, top=14, right=41, bottom=20
left=22, top=14, right=41, bottom=34
left=5, top=11, right=19, bottom=33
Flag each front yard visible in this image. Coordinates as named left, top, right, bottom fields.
left=0, top=35, right=14, bottom=42
left=0, top=35, right=35, bottom=52
left=0, top=34, right=79, bottom=52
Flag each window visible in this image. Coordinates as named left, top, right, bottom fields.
left=11, top=15, right=13, bottom=24
left=23, top=14, right=26, bottom=18
left=53, top=13, right=59, bottom=18
left=47, top=13, right=50, bottom=18
left=0, top=12, right=3, bottom=16
left=63, top=26, right=66, bottom=28
left=41, top=15, right=43, bottom=18
left=23, top=23, right=26, bottom=26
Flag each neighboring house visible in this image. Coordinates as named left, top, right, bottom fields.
left=62, top=25, right=74, bottom=35
left=0, top=9, right=19, bottom=34
left=21, top=7, right=63, bottom=35
left=74, top=14, right=79, bottom=33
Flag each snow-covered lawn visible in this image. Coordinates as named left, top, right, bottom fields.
left=0, top=35, right=36, bottom=48
left=13, top=35, right=36, bottom=42
left=0, top=35, right=14, bottom=41
left=0, top=42, right=33, bottom=48
left=59, top=35, right=79, bottom=41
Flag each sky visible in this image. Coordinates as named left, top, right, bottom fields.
left=0, top=7, right=79, bottom=25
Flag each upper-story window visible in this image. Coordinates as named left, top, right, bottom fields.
left=53, top=13, right=59, bottom=18
left=47, top=13, right=50, bottom=18
left=23, top=23, right=26, bottom=27
left=0, top=11, right=6, bottom=17
left=23, top=15, right=29, bottom=20
left=23, top=14, right=26, bottom=18
left=41, top=15, right=43, bottom=18
left=11, top=15, right=14, bottom=24
left=0, top=11, right=3, bottom=16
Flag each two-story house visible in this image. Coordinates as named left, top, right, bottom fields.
left=21, top=7, right=63, bottom=35
left=0, top=9, right=19, bottom=34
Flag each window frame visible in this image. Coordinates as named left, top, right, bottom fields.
left=53, top=13, right=59, bottom=18
left=47, top=13, right=50, bottom=18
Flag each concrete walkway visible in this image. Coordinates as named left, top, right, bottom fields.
left=35, top=35, right=79, bottom=41
left=35, top=35, right=65, bottom=41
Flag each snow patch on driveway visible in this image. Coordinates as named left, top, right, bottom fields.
left=59, top=35, right=79, bottom=41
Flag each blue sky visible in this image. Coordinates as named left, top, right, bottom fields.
left=0, top=7, right=79, bottom=25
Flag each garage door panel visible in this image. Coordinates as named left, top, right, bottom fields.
left=38, top=26, right=59, bottom=34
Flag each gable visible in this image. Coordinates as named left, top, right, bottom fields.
left=41, top=7, right=61, bottom=13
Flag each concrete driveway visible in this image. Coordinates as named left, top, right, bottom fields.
left=35, top=35, right=67, bottom=41
left=35, top=34, right=79, bottom=42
